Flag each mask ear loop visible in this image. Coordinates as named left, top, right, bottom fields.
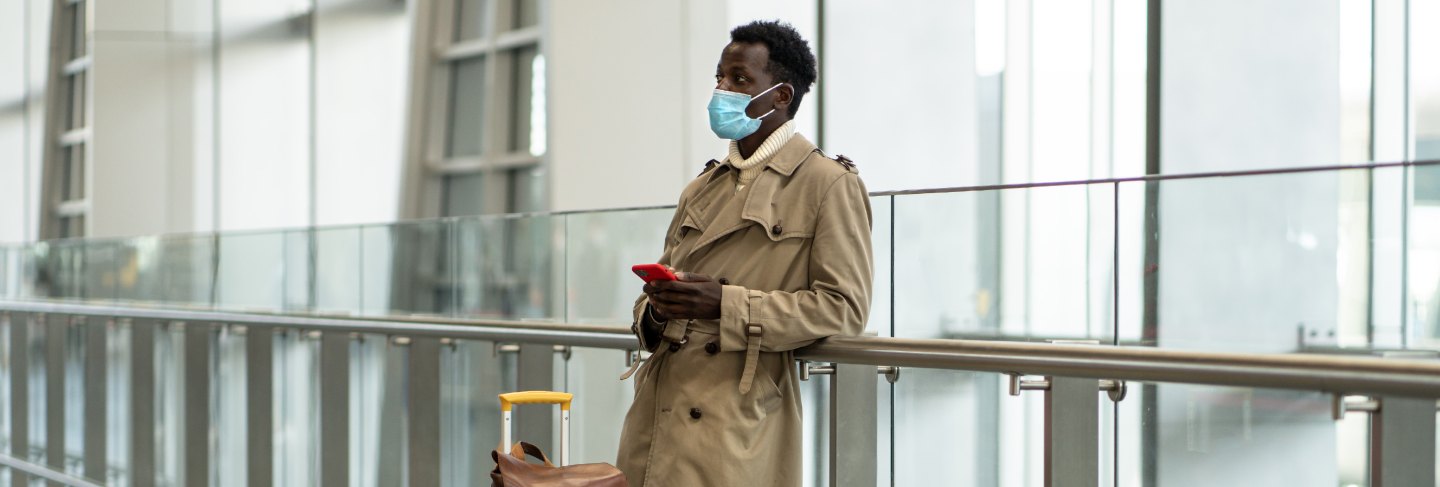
left=749, top=83, right=788, bottom=120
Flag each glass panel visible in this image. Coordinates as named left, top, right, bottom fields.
left=215, top=232, right=286, bottom=312
left=119, top=234, right=213, bottom=306
left=893, top=184, right=1115, bottom=342
left=0, top=315, right=11, bottom=468
left=68, top=2, right=85, bottom=60
left=366, top=220, right=454, bottom=316
left=153, top=322, right=184, bottom=487
left=67, top=71, right=85, bottom=130
left=40, top=240, right=85, bottom=300
left=439, top=339, right=513, bottom=484
left=563, top=209, right=668, bottom=325
left=284, top=229, right=312, bottom=311
left=273, top=329, right=320, bottom=486
left=1162, top=1, right=1349, bottom=171
left=564, top=347, right=631, bottom=465
left=508, top=46, right=542, bottom=156
left=1412, top=164, right=1440, bottom=346
left=314, top=227, right=363, bottom=314
left=443, top=172, right=492, bottom=217
left=447, top=57, right=487, bottom=158
left=215, top=326, right=247, bottom=487
left=454, top=0, right=492, bottom=42
left=868, top=196, right=894, bottom=337
left=1128, top=169, right=1376, bottom=351
left=80, top=241, right=116, bottom=303
left=350, top=333, right=408, bottom=486
left=59, top=215, right=86, bottom=239
left=1120, top=383, right=1343, bottom=485
left=892, top=369, right=1112, bottom=485
left=823, top=0, right=974, bottom=191
left=508, top=166, right=545, bottom=214
left=511, top=0, right=538, bottom=30
left=453, top=214, right=560, bottom=320
left=1414, top=0, right=1440, bottom=162
left=63, top=320, right=85, bottom=476
left=105, top=321, right=132, bottom=487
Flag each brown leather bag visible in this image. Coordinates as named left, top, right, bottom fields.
left=490, top=442, right=626, bottom=487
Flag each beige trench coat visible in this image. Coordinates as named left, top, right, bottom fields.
left=616, top=133, right=873, bottom=486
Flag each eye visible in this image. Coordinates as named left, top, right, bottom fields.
left=715, top=74, right=723, bottom=82
left=737, top=75, right=749, bottom=83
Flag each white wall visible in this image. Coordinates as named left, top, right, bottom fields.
left=91, top=0, right=211, bottom=237
left=84, top=0, right=409, bottom=239
left=0, top=0, right=51, bottom=244
left=546, top=0, right=824, bottom=212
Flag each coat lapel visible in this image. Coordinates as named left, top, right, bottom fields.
left=675, top=134, right=818, bottom=264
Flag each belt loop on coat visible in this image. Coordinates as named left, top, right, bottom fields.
left=662, top=320, right=690, bottom=344
left=738, top=324, right=764, bottom=394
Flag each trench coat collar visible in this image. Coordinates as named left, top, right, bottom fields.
left=705, top=132, right=817, bottom=184
left=679, top=134, right=818, bottom=263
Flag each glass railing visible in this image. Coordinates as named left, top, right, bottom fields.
left=1, top=160, right=1438, bottom=486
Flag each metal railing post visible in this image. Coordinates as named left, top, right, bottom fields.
left=1044, top=376, right=1098, bottom=487
left=407, top=337, right=441, bottom=487
left=1370, top=396, right=1436, bottom=486
left=515, top=343, right=555, bottom=453
left=9, top=312, right=31, bottom=485
left=131, top=319, right=155, bottom=487
left=246, top=326, right=273, bottom=487
left=47, top=314, right=67, bottom=481
left=183, top=323, right=212, bottom=487
left=82, top=318, right=106, bottom=481
left=320, top=331, right=350, bottom=486
left=828, top=362, right=877, bottom=487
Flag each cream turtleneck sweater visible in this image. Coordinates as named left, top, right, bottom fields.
left=725, top=120, right=796, bottom=190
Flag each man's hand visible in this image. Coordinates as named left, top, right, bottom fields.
left=644, top=272, right=723, bottom=320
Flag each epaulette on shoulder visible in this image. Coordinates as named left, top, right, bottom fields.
left=814, top=148, right=857, bottom=172
left=699, top=158, right=721, bottom=176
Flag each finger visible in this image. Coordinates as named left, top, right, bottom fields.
left=674, top=272, right=712, bottom=283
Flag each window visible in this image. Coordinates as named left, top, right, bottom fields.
left=418, top=0, right=545, bottom=218
left=42, top=0, right=91, bottom=239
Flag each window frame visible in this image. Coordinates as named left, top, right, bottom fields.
left=409, top=0, right=545, bottom=219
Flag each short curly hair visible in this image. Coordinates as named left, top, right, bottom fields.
left=730, top=20, right=817, bottom=118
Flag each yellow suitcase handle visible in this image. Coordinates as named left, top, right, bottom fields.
left=499, top=391, right=573, bottom=411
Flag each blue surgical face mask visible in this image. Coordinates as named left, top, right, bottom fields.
left=708, top=83, right=784, bottom=140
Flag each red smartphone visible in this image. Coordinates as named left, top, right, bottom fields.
left=632, top=264, right=678, bottom=283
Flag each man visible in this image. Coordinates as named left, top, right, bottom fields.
left=616, top=20, right=873, bottom=486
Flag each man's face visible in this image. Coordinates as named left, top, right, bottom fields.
left=715, top=42, right=777, bottom=119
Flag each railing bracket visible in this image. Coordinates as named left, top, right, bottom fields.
left=800, top=360, right=835, bottom=381
left=1332, top=393, right=1379, bottom=420
left=878, top=366, right=901, bottom=384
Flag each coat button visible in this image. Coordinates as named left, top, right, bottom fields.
left=668, top=341, right=681, bottom=352
left=771, top=224, right=782, bottom=235
left=690, top=408, right=703, bottom=419
left=704, top=342, right=719, bottom=355
left=718, top=277, right=729, bottom=285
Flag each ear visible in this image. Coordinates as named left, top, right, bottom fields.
left=772, top=83, right=794, bottom=112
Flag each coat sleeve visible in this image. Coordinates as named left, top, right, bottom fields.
left=630, top=198, right=690, bottom=353
left=718, top=171, right=873, bottom=353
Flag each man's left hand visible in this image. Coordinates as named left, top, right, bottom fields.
left=645, top=272, right=723, bottom=320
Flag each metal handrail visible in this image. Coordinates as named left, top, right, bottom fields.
left=0, top=454, right=104, bottom=487
left=6, top=299, right=1440, bottom=399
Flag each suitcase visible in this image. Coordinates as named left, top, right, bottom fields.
left=499, top=391, right=574, bottom=465
left=492, top=391, right=626, bottom=486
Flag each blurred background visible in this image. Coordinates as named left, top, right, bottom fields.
left=1, top=0, right=1439, bottom=486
